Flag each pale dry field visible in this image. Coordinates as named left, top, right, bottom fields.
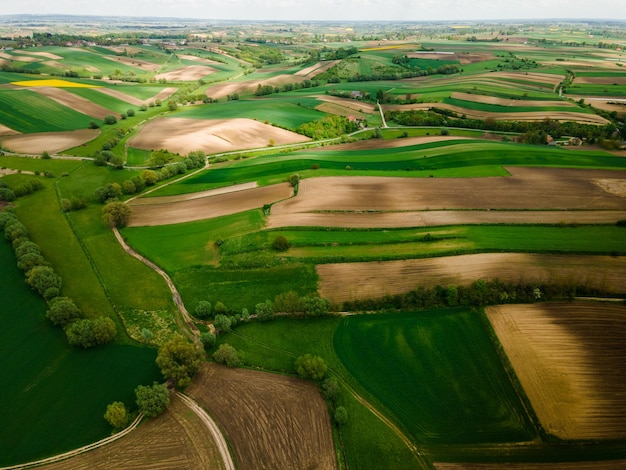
left=102, top=54, right=161, bottom=72
left=295, top=60, right=341, bottom=78
left=0, top=123, right=19, bottom=136
left=187, top=363, right=337, bottom=470
left=451, top=91, right=575, bottom=107
left=29, top=86, right=117, bottom=120
left=129, top=182, right=258, bottom=206
left=271, top=168, right=626, bottom=215
left=155, top=65, right=215, bottom=81
left=486, top=302, right=626, bottom=440
left=572, top=96, right=626, bottom=114
left=382, top=102, right=609, bottom=124
left=317, top=253, right=626, bottom=303
left=94, top=86, right=177, bottom=106
left=178, top=54, right=221, bottom=64
left=18, top=50, right=63, bottom=60
left=315, top=94, right=377, bottom=113
left=0, top=129, right=99, bottom=154
left=128, top=117, right=310, bottom=154
left=127, top=183, right=293, bottom=226
left=573, top=76, right=626, bottom=85
left=39, top=394, right=226, bottom=470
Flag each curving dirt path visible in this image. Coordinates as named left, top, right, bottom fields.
left=176, top=392, right=235, bottom=470
left=112, top=227, right=203, bottom=341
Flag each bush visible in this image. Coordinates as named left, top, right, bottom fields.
left=104, top=115, right=118, bottom=125
left=194, top=300, right=213, bottom=319
left=272, top=235, right=289, bottom=252
left=200, top=332, right=216, bottom=349
left=104, top=401, right=129, bottom=430
left=334, top=406, right=348, bottom=425
left=213, top=343, right=241, bottom=367
left=135, top=382, right=170, bottom=417
left=255, top=300, right=274, bottom=321
left=213, top=314, right=231, bottom=333
left=295, top=354, right=327, bottom=380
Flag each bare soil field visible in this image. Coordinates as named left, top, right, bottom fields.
left=270, top=168, right=626, bottom=216
left=102, top=54, right=161, bottom=72
left=315, top=94, right=376, bottom=113
left=316, top=102, right=370, bottom=119
left=29, top=86, right=117, bottom=120
left=18, top=50, right=63, bottom=60
left=451, top=91, right=574, bottom=107
left=295, top=60, right=341, bottom=78
left=0, top=129, right=99, bottom=154
left=128, top=117, right=310, bottom=155
left=317, top=253, right=626, bottom=303
left=268, top=209, right=626, bottom=229
left=178, top=54, right=221, bottom=64
left=0, top=123, right=19, bottom=136
left=571, top=96, right=626, bottom=115
left=186, top=363, right=337, bottom=470
left=476, top=71, right=565, bottom=87
left=204, top=81, right=252, bottom=100
left=94, top=87, right=144, bottom=106
left=573, top=76, right=626, bottom=85
left=407, top=51, right=494, bottom=64
left=129, top=182, right=258, bottom=205
left=39, top=394, right=226, bottom=470
left=155, top=65, right=215, bottom=81
left=383, top=102, right=609, bottom=124
left=486, top=302, right=626, bottom=440
left=127, top=183, right=293, bottom=226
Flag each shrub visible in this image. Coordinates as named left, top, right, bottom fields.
left=46, top=297, right=82, bottom=326
left=272, top=235, right=289, bottom=252
left=334, top=406, right=348, bottom=425
left=213, top=343, right=241, bottom=367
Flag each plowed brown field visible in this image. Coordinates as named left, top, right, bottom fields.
left=0, top=129, right=99, bottom=154
left=486, top=302, right=626, bottom=440
left=127, top=183, right=293, bottom=226
left=186, top=363, right=337, bottom=470
left=317, top=253, right=626, bottom=303
left=155, top=65, right=215, bottom=81
left=29, top=86, right=117, bottom=120
left=271, top=168, right=626, bottom=215
left=40, top=395, right=226, bottom=470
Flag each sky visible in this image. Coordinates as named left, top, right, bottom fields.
left=1, top=0, right=624, bottom=22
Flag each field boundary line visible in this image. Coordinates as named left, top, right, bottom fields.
left=176, top=392, right=235, bottom=470
left=0, top=414, right=144, bottom=470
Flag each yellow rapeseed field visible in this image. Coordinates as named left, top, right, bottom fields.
left=11, top=79, right=100, bottom=88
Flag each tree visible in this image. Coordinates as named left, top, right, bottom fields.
left=255, top=300, right=274, bottom=321
left=212, top=343, right=241, bottom=367
left=194, top=300, right=212, bottom=319
left=334, top=406, right=348, bottom=426
left=65, top=317, right=116, bottom=348
left=295, top=354, right=327, bottom=380
left=110, top=156, right=124, bottom=169
left=17, top=252, right=46, bottom=272
left=200, top=331, right=216, bottom=349
left=141, top=169, right=158, bottom=186
left=321, top=376, right=340, bottom=403
left=104, top=401, right=129, bottom=430
left=303, top=296, right=330, bottom=316
left=126, top=108, right=135, bottom=117
left=213, top=314, right=231, bottom=333
left=102, top=202, right=132, bottom=228
left=94, top=183, right=122, bottom=203
left=167, top=100, right=177, bottom=111
left=26, top=265, right=62, bottom=298
left=104, top=115, right=118, bottom=125
left=274, top=291, right=304, bottom=314
left=41, top=150, right=51, bottom=159
left=46, top=297, right=82, bottom=326
left=135, top=382, right=170, bottom=417
left=155, top=335, right=203, bottom=388
left=272, top=235, right=289, bottom=251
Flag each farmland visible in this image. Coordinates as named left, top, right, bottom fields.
left=1, top=16, right=626, bottom=470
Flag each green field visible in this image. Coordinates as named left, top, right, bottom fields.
left=0, top=240, right=161, bottom=466
left=0, top=88, right=96, bottom=133
left=335, top=309, right=534, bottom=445
left=175, top=97, right=326, bottom=129
left=147, top=139, right=625, bottom=196
left=443, top=96, right=591, bottom=114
